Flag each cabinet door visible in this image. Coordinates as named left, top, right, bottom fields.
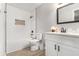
left=45, top=39, right=57, bottom=56
left=58, top=44, right=79, bottom=56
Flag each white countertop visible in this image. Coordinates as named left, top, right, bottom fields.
left=45, top=32, right=79, bottom=37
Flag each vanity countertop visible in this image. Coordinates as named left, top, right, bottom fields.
left=45, top=32, right=79, bottom=37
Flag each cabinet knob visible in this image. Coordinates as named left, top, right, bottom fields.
left=54, top=44, right=56, bottom=50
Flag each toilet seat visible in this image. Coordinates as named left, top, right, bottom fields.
left=27, top=33, right=42, bottom=51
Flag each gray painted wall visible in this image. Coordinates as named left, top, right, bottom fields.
left=36, top=3, right=79, bottom=34
left=36, top=3, right=57, bottom=33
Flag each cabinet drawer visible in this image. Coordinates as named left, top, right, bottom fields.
left=58, top=43, right=79, bottom=56
left=61, top=36, right=79, bottom=49
left=45, top=34, right=61, bottom=42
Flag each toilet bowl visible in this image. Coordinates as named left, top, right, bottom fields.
left=28, top=33, right=42, bottom=51
left=30, top=39, right=39, bottom=51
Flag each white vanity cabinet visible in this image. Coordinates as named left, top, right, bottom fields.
left=45, top=40, right=57, bottom=56
left=45, top=34, right=61, bottom=56
left=45, top=32, right=79, bottom=56
left=58, top=43, right=79, bottom=56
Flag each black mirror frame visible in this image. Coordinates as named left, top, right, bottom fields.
left=57, top=3, right=79, bottom=24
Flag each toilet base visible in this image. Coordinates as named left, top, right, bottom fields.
left=30, top=42, right=39, bottom=51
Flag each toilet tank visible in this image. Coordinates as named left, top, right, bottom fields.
left=36, top=33, right=42, bottom=40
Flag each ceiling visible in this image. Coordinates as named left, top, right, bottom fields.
left=8, top=3, right=42, bottom=12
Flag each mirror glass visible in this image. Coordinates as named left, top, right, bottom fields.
left=57, top=3, right=79, bottom=24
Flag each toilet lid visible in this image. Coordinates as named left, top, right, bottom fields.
left=28, top=39, right=39, bottom=43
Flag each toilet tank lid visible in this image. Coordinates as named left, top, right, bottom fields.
left=36, top=33, right=42, bottom=40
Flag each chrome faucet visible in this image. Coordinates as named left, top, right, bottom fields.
left=61, top=27, right=66, bottom=33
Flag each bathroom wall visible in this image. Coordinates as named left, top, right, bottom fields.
left=36, top=3, right=79, bottom=33
left=57, top=4, right=79, bottom=33
left=6, top=4, right=31, bottom=53
left=30, top=10, right=36, bottom=36
left=0, top=3, right=6, bottom=55
left=36, top=3, right=57, bottom=33
left=36, top=3, right=57, bottom=50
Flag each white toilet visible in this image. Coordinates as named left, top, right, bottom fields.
left=29, top=33, right=42, bottom=51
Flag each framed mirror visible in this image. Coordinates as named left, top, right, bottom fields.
left=57, top=3, right=79, bottom=24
